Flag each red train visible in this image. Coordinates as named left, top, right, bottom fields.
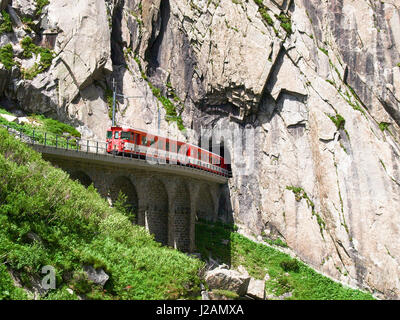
left=106, top=126, right=230, bottom=177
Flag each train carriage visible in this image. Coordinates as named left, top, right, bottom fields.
left=106, top=126, right=230, bottom=177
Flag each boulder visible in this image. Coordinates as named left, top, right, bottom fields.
left=205, top=266, right=250, bottom=296
left=246, top=278, right=266, bottom=300
left=0, top=113, right=17, bottom=122
left=83, top=266, right=109, bottom=287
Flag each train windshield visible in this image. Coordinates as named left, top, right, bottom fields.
left=106, top=131, right=112, bottom=139
left=115, top=131, right=120, bottom=139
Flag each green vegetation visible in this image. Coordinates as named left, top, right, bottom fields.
left=212, top=289, right=239, bottom=299
left=275, top=13, right=292, bottom=35
left=0, top=107, right=12, bottom=115
left=379, top=122, right=390, bottom=132
left=319, top=47, right=329, bottom=56
left=0, top=111, right=81, bottom=149
left=0, top=10, right=13, bottom=35
left=280, top=259, right=300, bottom=273
left=0, top=44, right=15, bottom=70
left=286, top=186, right=326, bottom=237
left=259, top=7, right=274, bottom=27
left=104, top=88, right=114, bottom=120
left=397, top=62, right=400, bottom=68
left=196, top=221, right=374, bottom=300
left=20, top=37, right=55, bottom=80
left=0, top=264, right=28, bottom=299
left=263, top=237, right=288, bottom=248
left=35, top=0, right=49, bottom=16
left=113, top=191, right=136, bottom=223
left=328, top=113, right=345, bottom=131
left=253, top=0, right=277, bottom=34
left=0, top=111, right=81, bottom=138
left=0, top=128, right=203, bottom=299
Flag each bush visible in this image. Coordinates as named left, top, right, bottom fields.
left=280, top=259, right=300, bottom=273
left=0, top=44, right=15, bottom=70
left=0, top=10, right=13, bottom=35
left=35, top=0, right=49, bottom=16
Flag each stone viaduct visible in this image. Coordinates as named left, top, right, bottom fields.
left=31, top=144, right=229, bottom=253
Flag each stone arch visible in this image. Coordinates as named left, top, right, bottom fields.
left=69, top=170, right=93, bottom=188
left=173, top=181, right=191, bottom=252
left=143, top=178, right=169, bottom=246
left=196, top=184, right=215, bottom=222
left=110, top=176, right=138, bottom=224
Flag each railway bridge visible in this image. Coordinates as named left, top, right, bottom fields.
left=7, top=127, right=229, bottom=253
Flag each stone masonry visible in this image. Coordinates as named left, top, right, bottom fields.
left=43, top=156, right=223, bottom=252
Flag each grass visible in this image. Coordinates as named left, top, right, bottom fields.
left=379, top=122, right=390, bottom=132
left=319, top=47, right=329, bottom=56
left=195, top=221, right=375, bottom=300
left=0, top=128, right=204, bottom=300
left=275, top=13, right=292, bottom=35
left=212, top=289, right=239, bottom=299
left=0, top=111, right=81, bottom=142
left=328, top=113, right=346, bottom=131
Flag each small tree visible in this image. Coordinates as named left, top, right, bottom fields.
left=114, top=191, right=136, bottom=223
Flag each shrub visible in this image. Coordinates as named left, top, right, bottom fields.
left=280, top=259, right=300, bottom=273
left=20, top=37, right=55, bottom=79
left=0, top=10, right=13, bottom=35
left=35, top=0, right=49, bottom=16
left=328, top=114, right=345, bottom=130
left=0, top=44, right=15, bottom=70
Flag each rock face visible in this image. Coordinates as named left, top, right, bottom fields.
left=1, top=0, right=400, bottom=299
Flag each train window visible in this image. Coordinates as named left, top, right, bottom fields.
left=121, top=132, right=131, bottom=140
left=141, top=136, right=148, bottom=145
left=166, top=141, right=169, bottom=151
left=115, top=131, right=120, bottom=139
left=107, top=131, right=112, bottom=139
left=170, top=142, right=177, bottom=153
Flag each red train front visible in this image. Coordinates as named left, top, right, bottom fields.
left=106, top=126, right=230, bottom=177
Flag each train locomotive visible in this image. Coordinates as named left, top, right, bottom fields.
left=106, top=126, right=230, bottom=177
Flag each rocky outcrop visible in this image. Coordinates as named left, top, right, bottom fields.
left=1, top=0, right=400, bottom=299
left=83, top=266, right=109, bottom=287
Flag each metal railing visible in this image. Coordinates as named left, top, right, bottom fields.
left=2, top=125, right=231, bottom=178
